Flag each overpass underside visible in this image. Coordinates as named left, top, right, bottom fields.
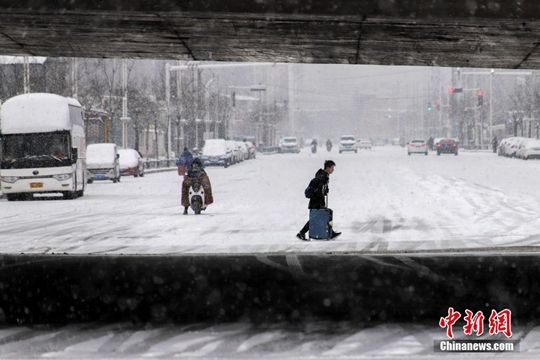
left=1, top=1, right=540, bottom=326
left=0, top=1, right=539, bottom=68
left=0, top=250, right=539, bottom=324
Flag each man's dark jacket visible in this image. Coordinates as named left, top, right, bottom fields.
left=307, top=169, right=329, bottom=209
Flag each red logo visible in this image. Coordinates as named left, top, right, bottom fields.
left=440, top=308, right=512, bottom=339
left=463, top=309, right=485, bottom=336
left=439, top=307, right=461, bottom=339
left=489, top=309, right=512, bottom=338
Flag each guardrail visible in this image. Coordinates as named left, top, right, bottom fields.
left=260, top=146, right=281, bottom=154
left=143, top=159, right=177, bottom=169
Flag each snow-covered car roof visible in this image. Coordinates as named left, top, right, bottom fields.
left=87, top=143, right=117, bottom=163
left=523, top=139, right=540, bottom=147
left=281, top=137, right=297, bottom=142
left=118, top=149, right=141, bottom=168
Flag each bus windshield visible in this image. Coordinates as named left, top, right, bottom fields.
left=0, top=131, right=71, bottom=169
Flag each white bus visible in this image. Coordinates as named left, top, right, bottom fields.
left=0, top=93, right=86, bottom=201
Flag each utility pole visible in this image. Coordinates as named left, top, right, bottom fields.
left=165, top=62, right=171, bottom=157
left=23, top=56, right=30, bottom=94
left=462, top=69, right=532, bottom=145
left=71, top=58, right=78, bottom=99
left=176, top=60, right=182, bottom=153
left=120, top=59, right=130, bottom=149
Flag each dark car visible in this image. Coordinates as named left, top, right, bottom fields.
left=436, top=138, right=458, bottom=156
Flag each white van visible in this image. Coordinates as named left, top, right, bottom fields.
left=0, top=93, right=86, bottom=200
left=279, top=137, right=300, bottom=153
left=86, top=143, right=120, bottom=183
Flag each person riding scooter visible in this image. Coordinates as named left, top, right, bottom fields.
left=326, top=139, right=333, bottom=152
left=181, top=158, right=214, bottom=215
left=311, top=139, right=318, bottom=154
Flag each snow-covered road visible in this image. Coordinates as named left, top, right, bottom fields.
left=0, top=322, right=535, bottom=359
left=2, top=146, right=540, bottom=255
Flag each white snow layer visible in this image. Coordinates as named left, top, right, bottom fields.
left=87, top=143, right=117, bottom=167
left=2, top=147, right=540, bottom=255
left=0, top=93, right=80, bottom=134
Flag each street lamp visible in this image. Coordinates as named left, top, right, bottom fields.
left=461, top=69, right=533, bottom=146
left=204, top=78, right=216, bottom=140
left=250, top=85, right=267, bottom=148
left=195, top=118, right=203, bottom=150
left=180, top=118, right=188, bottom=149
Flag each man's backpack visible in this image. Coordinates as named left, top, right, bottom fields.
left=304, top=183, right=315, bottom=198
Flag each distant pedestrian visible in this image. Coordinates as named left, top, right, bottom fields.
left=428, top=137, right=434, bottom=151
left=177, top=147, right=194, bottom=212
left=297, top=160, right=341, bottom=241
left=492, top=136, right=498, bottom=153
left=176, top=147, right=193, bottom=176
left=310, top=139, right=318, bottom=154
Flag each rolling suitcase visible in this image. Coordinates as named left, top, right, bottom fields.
left=309, top=195, right=333, bottom=240
left=309, top=208, right=332, bottom=240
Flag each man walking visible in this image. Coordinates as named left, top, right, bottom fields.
left=297, top=160, right=341, bottom=241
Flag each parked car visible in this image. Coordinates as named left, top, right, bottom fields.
left=436, top=138, right=458, bottom=156
left=339, top=135, right=358, bottom=153
left=506, top=137, right=526, bottom=157
left=279, top=137, right=301, bottom=153
left=118, top=148, right=144, bottom=177
left=358, top=139, right=372, bottom=150
left=86, top=143, right=121, bottom=183
left=226, top=140, right=243, bottom=164
left=239, top=141, right=250, bottom=160
left=234, top=141, right=248, bottom=161
left=407, top=139, right=428, bottom=155
left=201, top=139, right=233, bottom=167
left=244, top=141, right=256, bottom=159
left=497, top=137, right=512, bottom=156
left=516, top=139, right=540, bottom=160
left=433, top=138, right=444, bottom=150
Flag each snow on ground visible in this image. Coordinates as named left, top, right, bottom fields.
left=1, top=146, right=540, bottom=255
left=0, top=322, right=536, bottom=359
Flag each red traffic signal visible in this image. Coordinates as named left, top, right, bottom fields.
left=448, top=87, right=463, bottom=94
left=476, top=89, right=484, bottom=97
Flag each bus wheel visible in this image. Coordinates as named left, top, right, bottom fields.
left=7, top=193, right=22, bottom=201
left=63, top=191, right=76, bottom=200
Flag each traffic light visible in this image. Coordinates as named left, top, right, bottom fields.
left=448, top=87, right=463, bottom=94
left=436, top=99, right=441, bottom=111
left=476, top=89, right=484, bottom=106
left=427, top=102, right=433, bottom=111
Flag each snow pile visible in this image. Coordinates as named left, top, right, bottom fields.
left=0, top=93, right=81, bottom=134
left=2, top=147, right=540, bottom=255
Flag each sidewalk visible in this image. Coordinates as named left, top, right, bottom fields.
left=0, top=167, right=177, bottom=200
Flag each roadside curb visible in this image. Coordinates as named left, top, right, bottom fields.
left=145, top=167, right=177, bottom=175
left=0, top=168, right=176, bottom=201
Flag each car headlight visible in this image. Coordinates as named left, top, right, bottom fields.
left=0, top=176, right=18, bottom=183
left=53, top=173, right=73, bottom=181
